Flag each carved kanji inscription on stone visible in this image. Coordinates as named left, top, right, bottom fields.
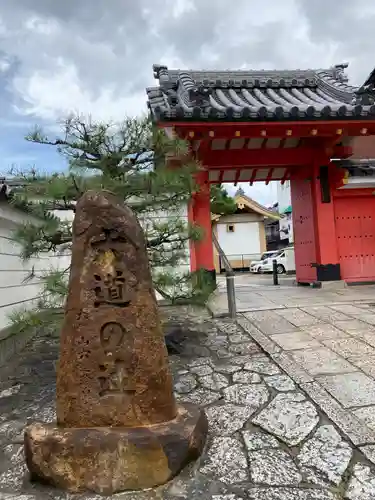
left=94, top=271, right=131, bottom=307
left=98, top=322, right=135, bottom=399
left=100, top=322, right=126, bottom=353
left=56, top=190, right=177, bottom=428
left=98, top=359, right=136, bottom=397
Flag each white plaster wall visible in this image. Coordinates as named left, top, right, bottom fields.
left=217, top=221, right=261, bottom=260
left=0, top=203, right=191, bottom=330
left=0, top=207, right=71, bottom=331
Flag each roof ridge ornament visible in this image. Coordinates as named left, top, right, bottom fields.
left=354, top=67, right=375, bottom=105
left=333, top=63, right=349, bottom=82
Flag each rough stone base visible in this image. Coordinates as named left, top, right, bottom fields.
left=24, top=403, right=207, bottom=495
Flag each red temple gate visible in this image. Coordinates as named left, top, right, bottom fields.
left=147, top=63, right=375, bottom=285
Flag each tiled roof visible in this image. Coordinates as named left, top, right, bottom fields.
left=146, top=63, right=375, bottom=122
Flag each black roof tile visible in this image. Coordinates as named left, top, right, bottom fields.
left=146, top=63, right=375, bottom=122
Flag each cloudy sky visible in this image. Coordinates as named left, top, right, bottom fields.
left=0, top=0, right=374, bottom=205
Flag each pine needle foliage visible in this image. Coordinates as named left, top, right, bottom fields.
left=8, top=114, right=219, bottom=332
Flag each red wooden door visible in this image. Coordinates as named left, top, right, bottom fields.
left=290, top=178, right=317, bottom=282
left=335, top=197, right=375, bottom=282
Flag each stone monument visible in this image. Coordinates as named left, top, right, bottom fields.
left=24, top=190, right=208, bottom=495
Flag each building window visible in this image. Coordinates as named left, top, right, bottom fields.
left=227, top=224, right=235, bottom=233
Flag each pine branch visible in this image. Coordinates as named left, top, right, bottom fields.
left=8, top=113, right=216, bottom=332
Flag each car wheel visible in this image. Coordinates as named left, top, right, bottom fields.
left=277, top=264, right=285, bottom=274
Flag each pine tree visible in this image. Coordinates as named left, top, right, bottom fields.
left=7, top=114, right=220, bottom=332
left=210, top=183, right=237, bottom=216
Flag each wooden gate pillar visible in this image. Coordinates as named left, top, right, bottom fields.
left=188, top=170, right=216, bottom=283
left=291, top=160, right=340, bottom=284
left=310, top=161, right=340, bottom=281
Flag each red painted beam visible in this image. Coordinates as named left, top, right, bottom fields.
left=199, top=145, right=352, bottom=168
left=200, top=147, right=312, bottom=168
left=161, top=120, right=375, bottom=140
left=265, top=168, right=274, bottom=185
left=249, top=169, right=258, bottom=186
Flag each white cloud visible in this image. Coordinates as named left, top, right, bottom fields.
left=13, top=61, right=147, bottom=121
left=1, top=0, right=375, bottom=204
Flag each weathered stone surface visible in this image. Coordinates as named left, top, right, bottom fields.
left=233, top=371, right=261, bottom=384
left=237, top=317, right=281, bottom=355
left=301, top=324, right=349, bottom=340
left=188, top=357, right=213, bottom=368
left=164, top=474, right=238, bottom=500
left=271, top=352, right=313, bottom=383
left=212, top=496, right=243, bottom=500
left=200, top=373, right=229, bottom=391
left=322, top=338, right=375, bottom=359
left=176, top=388, right=221, bottom=406
left=301, top=467, right=332, bottom=488
left=247, top=488, right=339, bottom=499
left=253, top=393, right=319, bottom=446
left=243, top=357, right=280, bottom=375
left=291, top=347, right=354, bottom=376
left=189, top=365, right=213, bottom=376
left=264, top=374, right=295, bottom=392
left=297, top=425, right=352, bottom=484
left=206, top=403, right=257, bottom=435
left=228, top=343, right=262, bottom=355
left=300, top=381, right=375, bottom=446
left=56, top=191, right=177, bottom=428
left=242, top=430, right=280, bottom=451
left=270, top=331, right=321, bottom=351
left=175, top=374, right=197, bottom=394
left=24, top=403, right=207, bottom=495
left=215, top=363, right=242, bottom=375
left=223, top=383, right=269, bottom=407
left=350, top=354, right=375, bottom=378
left=301, top=306, right=351, bottom=323
left=275, top=308, right=321, bottom=327
left=346, top=464, right=375, bottom=500
left=228, top=332, right=252, bottom=344
left=0, top=385, right=21, bottom=399
left=24, top=192, right=208, bottom=494
left=244, top=311, right=298, bottom=335
left=359, top=445, right=375, bottom=466
left=200, top=437, right=248, bottom=483
left=318, top=372, right=375, bottom=408
left=249, top=449, right=302, bottom=486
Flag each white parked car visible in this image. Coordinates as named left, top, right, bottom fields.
left=250, top=251, right=280, bottom=274
left=257, top=246, right=295, bottom=275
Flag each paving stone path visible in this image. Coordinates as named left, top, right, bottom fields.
left=1, top=307, right=375, bottom=499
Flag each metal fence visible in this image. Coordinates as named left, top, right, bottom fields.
left=219, top=253, right=261, bottom=272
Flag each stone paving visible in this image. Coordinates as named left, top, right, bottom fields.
left=2, top=308, right=375, bottom=498
left=212, top=274, right=375, bottom=315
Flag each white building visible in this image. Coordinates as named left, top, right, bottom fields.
left=212, top=190, right=280, bottom=272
